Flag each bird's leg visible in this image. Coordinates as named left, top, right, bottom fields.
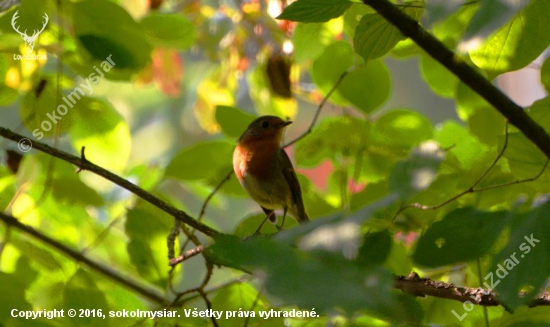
left=254, top=214, right=271, bottom=235
left=277, top=208, right=287, bottom=231
left=255, top=209, right=275, bottom=235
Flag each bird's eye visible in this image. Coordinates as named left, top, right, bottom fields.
left=261, top=121, right=269, bottom=128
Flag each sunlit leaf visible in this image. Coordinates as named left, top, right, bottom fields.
left=469, top=0, right=550, bottom=79
left=70, top=97, right=131, bottom=172
left=461, top=0, right=530, bottom=48
left=375, top=109, right=433, bottom=148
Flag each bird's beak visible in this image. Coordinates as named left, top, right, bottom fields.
left=282, top=120, right=292, bottom=127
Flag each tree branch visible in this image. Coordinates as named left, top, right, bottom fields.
left=396, top=272, right=550, bottom=307
left=0, top=212, right=165, bottom=304
left=361, top=0, right=550, bottom=159
left=0, top=127, right=219, bottom=237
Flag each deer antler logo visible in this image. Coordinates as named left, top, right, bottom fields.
left=11, top=11, right=49, bottom=53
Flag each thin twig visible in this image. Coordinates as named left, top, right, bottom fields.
left=198, top=287, right=219, bottom=327
left=173, top=275, right=252, bottom=307
left=398, top=122, right=507, bottom=212
left=169, top=244, right=206, bottom=266
left=285, top=69, right=351, bottom=147
left=199, top=170, right=233, bottom=222
left=394, top=122, right=548, bottom=217
left=167, top=220, right=180, bottom=260
left=474, top=159, right=549, bottom=192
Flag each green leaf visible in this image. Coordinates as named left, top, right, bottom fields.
left=292, top=22, right=335, bottom=63
left=215, top=105, right=255, bottom=138
left=388, top=141, right=445, bottom=199
left=69, top=0, right=152, bottom=80
left=311, top=41, right=354, bottom=105
left=277, top=0, right=352, bottom=23
left=337, top=60, right=391, bottom=114
left=375, top=109, right=433, bottom=148
left=11, top=239, right=64, bottom=272
left=343, top=3, right=373, bottom=38
left=140, top=13, right=196, bottom=50
left=491, top=201, right=550, bottom=309
left=469, top=0, right=550, bottom=79
left=490, top=307, right=550, bottom=327
left=461, top=0, right=530, bottom=47
left=432, top=3, right=478, bottom=46
left=434, top=121, right=491, bottom=172
left=542, top=57, right=550, bottom=93
left=0, top=272, right=32, bottom=322
left=295, top=116, right=365, bottom=167
left=528, top=96, right=550, bottom=134
left=63, top=269, right=110, bottom=326
left=211, top=284, right=270, bottom=326
left=19, top=75, right=76, bottom=139
left=125, top=201, right=172, bottom=287
left=353, top=13, right=406, bottom=61
left=70, top=97, right=131, bottom=171
left=420, top=54, right=459, bottom=98
left=0, top=165, right=16, bottom=210
left=0, top=84, right=18, bottom=106
left=413, top=207, right=508, bottom=267
left=354, top=4, right=422, bottom=61
left=501, top=132, right=547, bottom=181
left=206, top=235, right=423, bottom=323
left=165, top=140, right=234, bottom=180
left=356, top=230, right=392, bottom=268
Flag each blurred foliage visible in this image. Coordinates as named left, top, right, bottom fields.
left=1, top=0, right=550, bottom=326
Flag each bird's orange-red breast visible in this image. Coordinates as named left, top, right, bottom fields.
left=233, top=116, right=309, bottom=224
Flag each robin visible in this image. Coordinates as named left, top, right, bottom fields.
left=233, top=115, right=309, bottom=229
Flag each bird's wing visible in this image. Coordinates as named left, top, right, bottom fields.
left=280, top=149, right=309, bottom=223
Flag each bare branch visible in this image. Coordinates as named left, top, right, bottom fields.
left=169, top=244, right=206, bottom=267
left=396, top=272, right=550, bottom=307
